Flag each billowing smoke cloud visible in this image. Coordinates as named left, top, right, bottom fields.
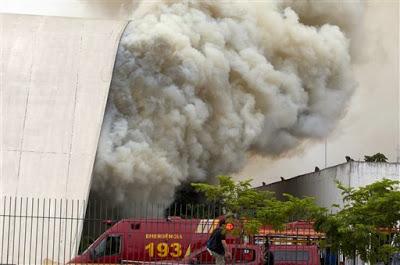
left=279, top=0, right=364, bottom=32
left=279, top=0, right=366, bottom=60
left=92, top=0, right=357, bottom=210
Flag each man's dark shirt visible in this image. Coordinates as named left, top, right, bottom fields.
left=207, top=227, right=226, bottom=255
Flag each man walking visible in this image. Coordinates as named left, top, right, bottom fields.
left=207, top=218, right=232, bottom=265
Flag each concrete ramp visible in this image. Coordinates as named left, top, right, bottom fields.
left=0, top=14, right=127, bottom=263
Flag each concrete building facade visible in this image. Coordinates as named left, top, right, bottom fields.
left=256, top=161, right=400, bottom=210
left=1, top=14, right=128, bottom=263
left=256, top=162, right=400, bottom=264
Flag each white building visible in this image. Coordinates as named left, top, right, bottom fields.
left=0, top=14, right=128, bottom=263
left=256, top=161, right=400, bottom=210
left=256, top=161, right=400, bottom=264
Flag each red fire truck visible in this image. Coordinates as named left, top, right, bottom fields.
left=69, top=217, right=248, bottom=264
left=69, top=218, right=322, bottom=264
left=256, top=221, right=323, bottom=265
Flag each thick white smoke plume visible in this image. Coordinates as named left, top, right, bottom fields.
left=92, top=0, right=358, bottom=209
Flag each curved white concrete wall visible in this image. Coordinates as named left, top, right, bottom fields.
left=259, top=162, right=400, bottom=265
left=260, top=162, right=400, bottom=210
left=1, top=14, right=127, bottom=199
left=0, top=14, right=128, bottom=263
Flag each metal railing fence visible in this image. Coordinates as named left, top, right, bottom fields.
left=0, top=196, right=225, bottom=265
left=1, top=196, right=396, bottom=265
left=1, top=197, right=85, bottom=265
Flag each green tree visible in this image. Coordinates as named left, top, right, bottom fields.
left=364, top=153, right=388, bottom=162
left=192, top=175, right=272, bottom=234
left=316, top=179, right=400, bottom=263
left=192, top=175, right=326, bottom=234
left=257, top=193, right=327, bottom=230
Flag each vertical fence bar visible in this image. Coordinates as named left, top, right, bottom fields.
left=98, top=199, right=102, bottom=252
left=0, top=196, right=6, bottom=264
left=85, top=198, right=91, bottom=257
left=11, top=197, right=17, bottom=265
left=144, top=201, right=147, bottom=262
left=34, top=198, right=40, bottom=265
left=113, top=200, right=116, bottom=261
left=75, top=200, right=80, bottom=255
left=46, top=198, right=51, bottom=262
left=28, top=198, right=34, bottom=265
left=58, top=198, right=62, bottom=263
left=63, top=199, right=68, bottom=264
left=16, top=197, right=22, bottom=265
left=22, top=197, right=28, bottom=265
left=190, top=203, right=195, bottom=265
left=40, top=198, right=46, bottom=265
left=6, top=197, right=11, bottom=264
left=105, top=199, right=110, bottom=259
left=132, top=201, right=135, bottom=261
left=69, top=200, right=74, bottom=263
left=41, top=199, right=45, bottom=264
left=93, top=199, right=97, bottom=259
left=82, top=199, right=85, bottom=260
left=51, top=198, right=56, bottom=263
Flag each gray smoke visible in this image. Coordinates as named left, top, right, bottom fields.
left=92, top=0, right=358, bottom=209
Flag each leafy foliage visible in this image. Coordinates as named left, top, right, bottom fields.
left=192, top=176, right=325, bottom=233
left=193, top=176, right=400, bottom=262
left=257, top=193, right=327, bottom=230
left=364, top=153, right=388, bottom=162
left=316, top=179, right=400, bottom=263
left=192, top=176, right=273, bottom=215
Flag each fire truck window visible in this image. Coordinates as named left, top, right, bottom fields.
left=105, top=236, right=121, bottom=255
left=232, top=248, right=255, bottom=262
left=131, top=223, right=141, bottom=230
left=273, top=250, right=309, bottom=261
left=94, top=238, right=106, bottom=258
left=94, top=236, right=121, bottom=258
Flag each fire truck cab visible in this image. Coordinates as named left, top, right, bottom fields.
left=256, top=221, right=324, bottom=265
left=69, top=217, right=212, bottom=263
left=69, top=217, right=250, bottom=264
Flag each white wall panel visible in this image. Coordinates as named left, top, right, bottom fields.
left=0, top=14, right=127, bottom=263
left=1, top=14, right=127, bottom=199
left=262, top=162, right=400, bottom=211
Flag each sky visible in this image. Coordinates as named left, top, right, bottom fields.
left=1, top=0, right=398, bottom=187
left=237, top=1, right=400, bottom=186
